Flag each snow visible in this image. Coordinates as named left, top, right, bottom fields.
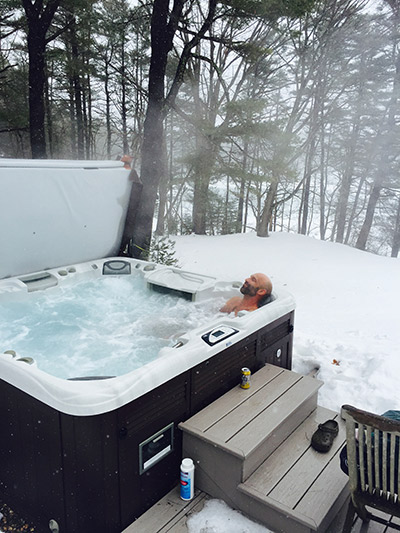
left=187, top=499, right=271, bottom=532
left=3, top=230, right=399, bottom=533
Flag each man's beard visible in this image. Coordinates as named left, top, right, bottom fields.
left=240, top=283, right=257, bottom=296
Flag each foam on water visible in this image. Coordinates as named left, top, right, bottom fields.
left=0, top=275, right=223, bottom=379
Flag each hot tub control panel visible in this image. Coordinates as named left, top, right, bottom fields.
left=202, top=326, right=239, bottom=346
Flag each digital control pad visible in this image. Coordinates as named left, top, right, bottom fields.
left=201, top=326, right=239, bottom=346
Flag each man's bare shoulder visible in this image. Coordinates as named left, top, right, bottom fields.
left=220, top=296, right=242, bottom=313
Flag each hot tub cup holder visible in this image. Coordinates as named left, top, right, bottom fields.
left=3, top=351, right=36, bottom=366
left=16, top=356, right=36, bottom=365
left=3, top=349, right=17, bottom=358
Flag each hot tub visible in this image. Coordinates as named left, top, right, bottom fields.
left=0, top=258, right=295, bottom=532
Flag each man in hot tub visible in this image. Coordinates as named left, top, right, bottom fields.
left=220, top=273, right=272, bottom=315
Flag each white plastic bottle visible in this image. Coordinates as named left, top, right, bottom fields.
left=180, top=457, right=195, bottom=501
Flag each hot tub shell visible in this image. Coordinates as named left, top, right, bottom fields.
left=0, top=258, right=295, bottom=532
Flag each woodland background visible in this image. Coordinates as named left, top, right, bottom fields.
left=1, top=0, right=400, bottom=257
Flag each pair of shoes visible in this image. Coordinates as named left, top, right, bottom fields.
left=311, top=419, right=339, bottom=453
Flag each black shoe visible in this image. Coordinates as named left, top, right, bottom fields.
left=311, top=419, right=339, bottom=453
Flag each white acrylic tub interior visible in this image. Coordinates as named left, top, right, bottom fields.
left=0, top=258, right=296, bottom=416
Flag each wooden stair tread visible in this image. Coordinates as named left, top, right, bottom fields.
left=294, top=452, right=349, bottom=527
left=122, top=487, right=208, bottom=533
left=229, top=376, right=321, bottom=454
left=206, top=370, right=301, bottom=442
left=182, top=363, right=285, bottom=433
left=242, top=405, right=336, bottom=491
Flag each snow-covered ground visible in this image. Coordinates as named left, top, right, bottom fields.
left=171, top=231, right=400, bottom=533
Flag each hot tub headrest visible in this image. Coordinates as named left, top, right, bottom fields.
left=258, top=292, right=276, bottom=308
left=103, top=260, right=131, bottom=275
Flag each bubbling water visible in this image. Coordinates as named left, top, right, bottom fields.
left=0, top=275, right=223, bottom=379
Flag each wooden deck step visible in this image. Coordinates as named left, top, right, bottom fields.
left=237, top=405, right=349, bottom=533
left=180, top=364, right=322, bottom=485
left=121, top=486, right=209, bottom=533
left=179, top=364, right=323, bottom=512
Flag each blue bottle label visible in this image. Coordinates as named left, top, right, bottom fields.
left=180, top=470, right=192, bottom=499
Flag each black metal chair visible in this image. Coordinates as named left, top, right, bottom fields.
left=341, top=404, right=400, bottom=532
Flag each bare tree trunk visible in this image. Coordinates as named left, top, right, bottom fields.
left=257, top=180, right=278, bottom=237
left=69, top=16, right=85, bottom=159
left=84, top=67, right=93, bottom=158
left=391, top=195, right=400, bottom=257
left=355, top=182, right=382, bottom=250
left=155, top=138, right=169, bottom=235
left=25, top=23, right=47, bottom=157
left=235, top=140, right=248, bottom=233
left=299, top=135, right=317, bottom=234
left=121, top=33, right=129, bottom=155
left=22, top=0, right=62, bottom=158
left=344, top=175, right=366, bottom=245
left=119, top=169, right=143, bottom=255
left=191, top=36, right=220, bottom=235
left=68, top=75, right=76, bottom=157
left=129, top=0, right=176, bottom=257
left=104, top=63, right=112, bottom=159
left=44, top=59, right=54, bottom=157
left=222, top=176, right=230, bottom=234
left=192, top=135, right=216, bottom=234
left=243, top=182, right=250, bottom=232
left=335, top=100, right=362, bottom=243
left=319, top=126, right=327, bottom=240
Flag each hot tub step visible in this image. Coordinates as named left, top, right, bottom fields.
left=236, top=405, right=349, bottom=532
left=179, top=364, right=323, bottom=503
left=121, top=486, right=209, bottom=533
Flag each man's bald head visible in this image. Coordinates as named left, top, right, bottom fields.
left=240, top=273, right=272, bottom=298
left=253, top=273, right=272, bottom=295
